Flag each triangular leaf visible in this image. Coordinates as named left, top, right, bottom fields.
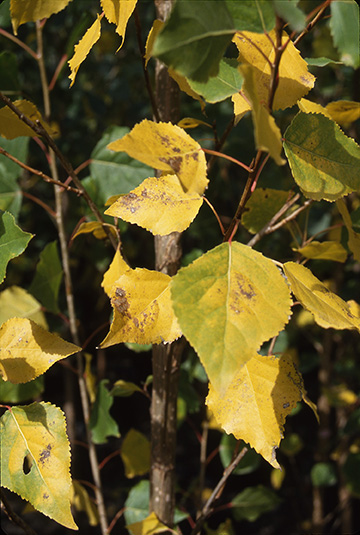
left=89, top=379, right=120, bottom=444
left=283, top=261, right=360, bottom=331
left=0, top=318, right=80, bottom=383
left=68, top=14, right=102, bottom=87
left=105, top=174, right=203, bottom=235
left=187, top=58, right=243, bottom=104
left=206, top=353, right=307, bottom=468
left=0, top=401, right=77, bottom=529
left=121, top=429, right=150, bottom=479
left=283, top=112, right=360, bottom=201
left=0, top=211, right=32, bottom=284
left=101, top=0, right=137, bottom=50
left=0, top=286, right=47, bottom=329
left=10, top=0, right=72, bottom=34
left=29, top=241, right=62, bottom=314
left=107, top=120, right=208, bottom=195
left=171, top=242, right=292, bottom=394
left=100, top=268, right=181, bottom=347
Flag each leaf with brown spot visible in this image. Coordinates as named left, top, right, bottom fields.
left=105, top=174, right=203, bottom=235
left=100, top=268, right=181, bottom=347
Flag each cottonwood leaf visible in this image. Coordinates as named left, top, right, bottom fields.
left=111, top=379, right=142, bottom=397
left=298, top=98, right=333, bottom=120
left=0, top=375, right=44, bottom=404
left=231, top=485, right=281, bottom=521
left=105, top=174, right=203, bottom=235
left=0, top=286, right=47, bottom=329
left=100, top=268, right=181, bottom=347
left=177, top=118, right=212, bottom=130
left=231, top=91, right=252, bottom=124
left=233, top=29, right=315, bottom=111
left=0, top=99, right=57, bottom=140
left=144, top=19, right=163, bottom=67
left=305, top=57, right=343, bottom=67
left=68, top=14, right=102, bottom=87
left=330, top=0, right=359, bottom=69
left=151, top=0, right=235, bottom=83
left=72, top=481, right=99, bottom=527
left=206, top=353, right=307, bottom=468
left=0, top=136, right=29, bottom=217
left=101, top=0, right=137, bottom=50
left=0, top=211, right=32, bottom=284
left=0, top=318, right=80, bottom=383
left=283, top=262, right=360, bottom=331
left=89, top=379, right=120, bottom=444
left=336, top=198, right=360, bottom=262
left=240, top=64, right=285, bottom=165
left=126, top=511, right=170, bottom=535
left=241, top=188, right=290, bottom=234
left=273, top=0, right=306, bottom=32
left=171, top=242, right=292, bottom=394
left=326, top=100, right=360, bottom=126
left=121, top=429, right=150, bottom=479
left=283, top=112, right=360, bottom=201
left=107, top=120, right=208, bottom=195
left=0, top=401, right=77, bottom=529
left=72, top=221, right=117, bottom=241
left=10, top=0, right=72, bottom=34
left=102, top=249, right=130, bottom=297
left=168, top=68, right=205, bottom=110
left=187, top=58, right=243, bottom=104
left=295, top=241, right=347, bottom=263
left=226, top=0, right=275, bottom=32
left=29, top=241, right=62, bottom=314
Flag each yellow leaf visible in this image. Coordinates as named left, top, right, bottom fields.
left=296, top=240, right=347, bottom=262
left=144, top=19, right=163, bottom=67
left=233, top=29, right=315, bottom=111
left=0, top=318, right=81, bottom=383
left=72, top=481, right=99, bottom=526
left=207, top=353, right=308, bottom=468
left=240, top=64, right=285, bottom=165
left=121, top=429, right=150, bottom=478
left=0, top=401, right=78, bottom=529
left=171, top=242, right=292, bottom=394
left=0, top=99, right=57, bottom=140
left=283, top=262, right=360, bottom=331
left=105, top=174, right=203, bottom=235
left=107, top=119, right=208, bottom=195
left=68, top=14, right=102, bottom=87
left=0, top=286, right=47, bottom=329
left=101, top=249, right=130, bottom=297
left=72, top=221, right=116, bottom=241
left=347, top=300, right=360, bottom=318
left=126, top=511, right=170, bottom=535
left=326, top=100, right=360, bottom=126
left=323, top=384, right=358, bottom=407
left=336, top=198, right=360, bottom=262
left=298, top=98, right=333, bottom=120
left=231, top=92, right=252, bottom=124
left=101, top=0, right=137, bottom=50
left=10, top=0, right=72, bottom=34
left=84, top=353, right=97, bottom=403
left=100, top=268, right=181, bottom=347
left=168, top=68, right=205, bottom=111
left=177, top=117, right=212, bottom=130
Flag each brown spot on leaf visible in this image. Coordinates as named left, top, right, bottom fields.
left=43, top=493, right=49, bottom=500
left=159, top=156, right=182, bottom=174
left=112, top=288, right=131, bottom=317
left=39, top=444, right=52, bottom=465
left=233, top=272, right=256, bottom=300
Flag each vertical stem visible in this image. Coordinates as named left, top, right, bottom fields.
left=149, top=0, right=183, bottom=527
left=35, top=22, right=108, bottom=535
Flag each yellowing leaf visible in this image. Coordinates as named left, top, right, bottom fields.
left=101, top=0, right=137, bottom=50
left=144, top=19, right=164, bottom=67
left=207, top=353, right=306, bottom=468
left=171, top=242, right=292, bottom=394
left=0, top=401, right=77, bottom=529
left=68, top=14, right=102, bottom=87
left=101, top=249, right=130, bottom=297
left=298, top=98, right=333, bottom=120
left=72, top=221, right=116, bottom=241
left=283, top=262, right=360, bottom=331
left=0, top=286, right=47, bottom=329
left=168, top=68, right=205, bottom=111
left=105, top=174, right=203, bottom=235
left=126, top=511, right=170, bottom=535
left=0, top=99, right=57, bottom=140
left=231, top=91, right=252, bottom=124
left=337, top=198, right=360, bottom=262
left=240, top=65, right=285, bottom=165
left=347, top=300, right=360, bottom=318
left=326, top=100, right=360, bottom=126
left=10, top=0, right=72, bottom=34
left=100, top=269, right=181, bottom=347
left=107, top=120, right=208, bottom=195
left=121, top=429, right=150, bottom=478
left=233, top=29, right=315, bottom=111
left=241, top=188, right=290, bottom=234
left=0, top=318, right=80, bottom=383
left=177, top=118, right=212, bottom=130
left=72, top=481, right=99, bottom=526
left=296, top=240, right=347, bottom=262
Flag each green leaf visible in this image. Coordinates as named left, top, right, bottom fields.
left=241, top=188, right=289, bottom=234
left=330, top=0, right=360, bottom=69
left=232, top=485, right=281, bottom=522
left=171, top=242, right=292, bottom=394
left=0, top=375, right=44, bottom=403
left=89, top=379, right=120, bottom=444
left=0, top=136, right=29, bottom=180
left=29, top=241, right=63, bottom=314
left=273, top=0, right=306, bottom=32
left=0, top=136, right=29, bottom=217
left=84, top=126, right=152, bottom=208
left=120, top=429, right=150, bottom=478
left=219, top=435, right=260, bottom=475
left=0, top=211, right=33, bottom=284
left=0, top=401, right=77, bottom=529
left=311, top=462, right=337, bottom=487
left=305, top=57, right=343, bottom=67
left=226, top=0, right=275, bottom=32
left=283, top=112, right=360, bottom=201
left=0, top=162, right=22, bottom=216
left=187, top=58, right=243, bottom=103
left=280, top=433, right=303, bottom=456
left=152, top=0, right=235, bottom=83
left=110, top=379, right=142, bottom=397
left=0, top=0, right=11, bottom=27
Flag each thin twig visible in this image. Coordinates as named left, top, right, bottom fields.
left=0, top=28, right=38, bottom=60
left=202, top=148, right=251, bottom=173
left=203, top=196, right=225, bottom=235
left=293, top=0, right=331, bottom=47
